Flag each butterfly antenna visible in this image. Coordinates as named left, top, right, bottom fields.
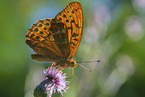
left=77, top=60, right=101, bottom=72
left=77, top=60, right=101, bottom=63
left=78, top=64, right=91, bottom=72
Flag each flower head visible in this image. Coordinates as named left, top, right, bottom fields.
left=33, top=67, right=69, bottom=97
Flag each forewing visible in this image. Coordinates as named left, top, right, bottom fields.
left=55, top=1, right=83, bottom=59
left=26, top=1, right=83, bottom=61
left=26, top=18, right=66, bottom=61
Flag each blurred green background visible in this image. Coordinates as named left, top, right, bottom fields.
left=1, top=0, right=145, bottom=97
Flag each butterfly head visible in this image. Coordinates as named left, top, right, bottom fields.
left=69, top=59, right=78, bottom=68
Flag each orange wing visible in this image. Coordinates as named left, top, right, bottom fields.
left=26, top=1, right=83, bottom=62
left=55, top=1, right=83, bottom=59
left=26, top=18, right=70, bottom=61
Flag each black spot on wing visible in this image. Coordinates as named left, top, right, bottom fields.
left=28, top=29, right=33, bottom=32
left=71, top=20, right=75, bottom=23
left=71, top=46, right=74, bottom=48
left=46, top=23, right=49, bottom=26
left=72, top=33, right=79, bottom=37
left=76, top=24, right=79, bottom=27
left=66, top=20, right=69, bottom=22
left=71, top=42, right=76, bottom=45
left=40, top=31, right=43, bottom=34
left=67, top=27, right=72, bottom=29
left=39, top=24, right=42, bottom=27
left=30, top=33, right=35, bottom=38
left=43, top=27, right=47, bottom=30
left=46, top=19, right=50, bottom=22
left=33, top=24, right=37, bottom=27
left=63, top=14, right=66, bottom=18
left=39, top=20, right=44, bottom=23
left=59, top=18, right=62, bottom=20
left=36, top=36, right=40, bottom=39
left=73, top=38, right=78, bottom=41
left=34, top=28, right=39, bottom=32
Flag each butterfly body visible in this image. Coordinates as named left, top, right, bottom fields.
left=26, top=1, right=83, bottom=69
left=31, top=54, right=78, bottom=68
left=56, top=58, right=78, bottom=68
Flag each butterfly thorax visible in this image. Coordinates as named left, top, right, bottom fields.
left=56, top=58, right=78, bottom=68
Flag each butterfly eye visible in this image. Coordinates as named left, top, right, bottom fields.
left=71, top=61, right=75, bottom=64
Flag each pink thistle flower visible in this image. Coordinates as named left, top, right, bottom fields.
left=33, top=67, right=69, bottom=97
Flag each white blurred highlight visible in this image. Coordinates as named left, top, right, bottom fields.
left=24, top=64, right=44, bottom=97
left=103, top=54, right=135, bottom=96
left=125, top=16, right=144, bottom=41
left=84, top=3, right=110, bottom=43
left=133, top=0, right=145, bottom=12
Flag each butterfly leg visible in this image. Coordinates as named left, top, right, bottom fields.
left=53, top=67, right=65, bottom=79
left=45, top=62, right=55, bottom=77
left=79, top=64, right=91, bottom=72
left=48, top=62, right=55, bottom=70
left=72, top=68, right=74, bottom=78
left=66, top=68, right=74, bottom=79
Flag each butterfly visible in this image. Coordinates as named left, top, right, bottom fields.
left=25, top=1, right=91, bottom=74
